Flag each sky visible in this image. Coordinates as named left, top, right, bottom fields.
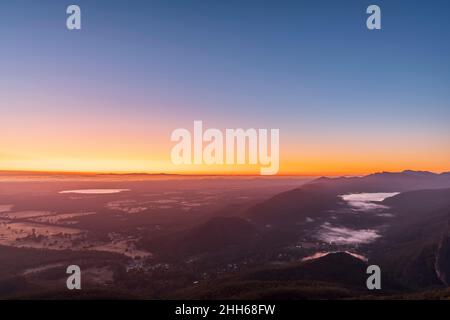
left=1, top=0, right=449, bottom=175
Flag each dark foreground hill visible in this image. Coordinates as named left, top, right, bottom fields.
left=371, top=189, right=450, bottom=288
left=242, top=171, right=450, bottom=292
left=139, top=216, right=261, bottom=260
left=246, top=170, right=450, bottom=227
left=172, top=252, right=372, bottom=299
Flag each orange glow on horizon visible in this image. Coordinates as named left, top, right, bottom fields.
left=1, top=157, right=448, bottom=177
left=2, top=115, right=449, bottom=176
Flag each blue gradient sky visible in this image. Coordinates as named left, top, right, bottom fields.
left=1, top=0, right=449, bottom=174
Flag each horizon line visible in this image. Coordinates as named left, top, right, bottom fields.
left=0, top=169, right=448, bottom=177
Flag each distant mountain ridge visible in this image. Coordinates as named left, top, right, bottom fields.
left=308, top=170, right=450, bottom=193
